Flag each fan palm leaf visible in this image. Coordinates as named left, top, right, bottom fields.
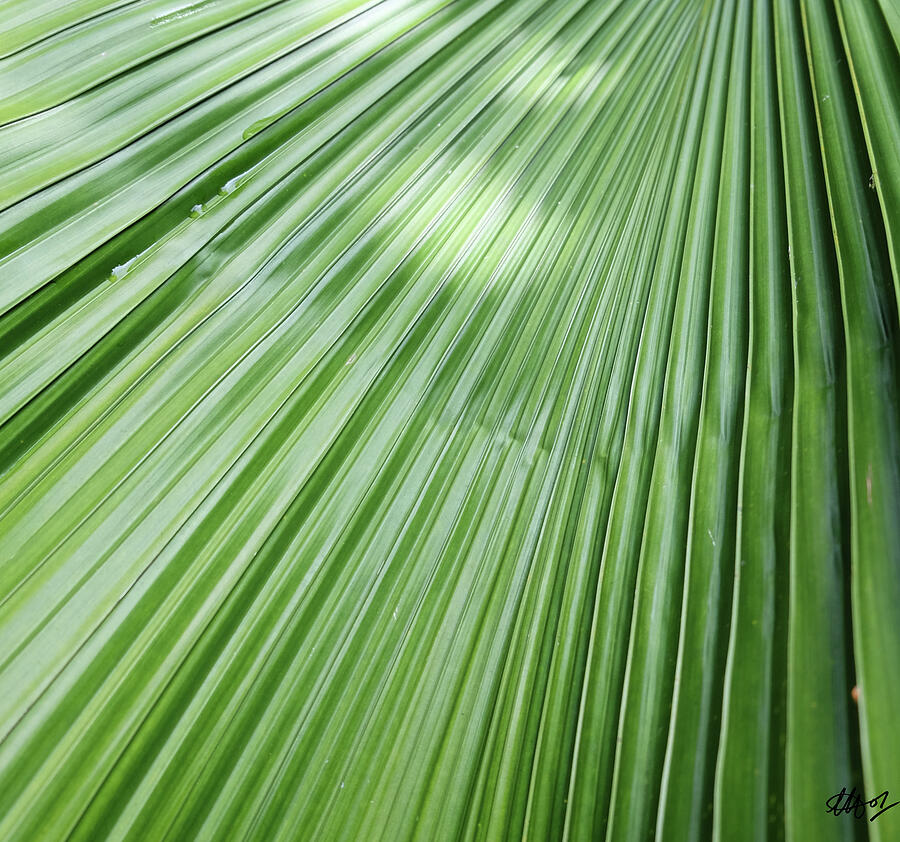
left=0, top=0, right=897, bottom=839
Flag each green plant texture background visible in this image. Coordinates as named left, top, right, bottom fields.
left=0, top=0, right=898, bottom=839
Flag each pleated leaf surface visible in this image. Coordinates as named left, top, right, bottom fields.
left=0, top=0, right=898, bottom=839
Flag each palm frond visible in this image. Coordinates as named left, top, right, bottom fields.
left=0, top=0, right=897, bottom=839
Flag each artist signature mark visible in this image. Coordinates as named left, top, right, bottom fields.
left=826, top=787, right=899, bottom=822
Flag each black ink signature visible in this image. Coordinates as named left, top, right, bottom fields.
left=826, top=787, right=899, bottom=822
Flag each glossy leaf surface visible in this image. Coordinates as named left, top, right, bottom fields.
left=0, top=0, right=897, bottom=839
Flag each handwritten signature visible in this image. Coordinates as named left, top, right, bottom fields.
left=826, top=787, right=899, bottom=822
